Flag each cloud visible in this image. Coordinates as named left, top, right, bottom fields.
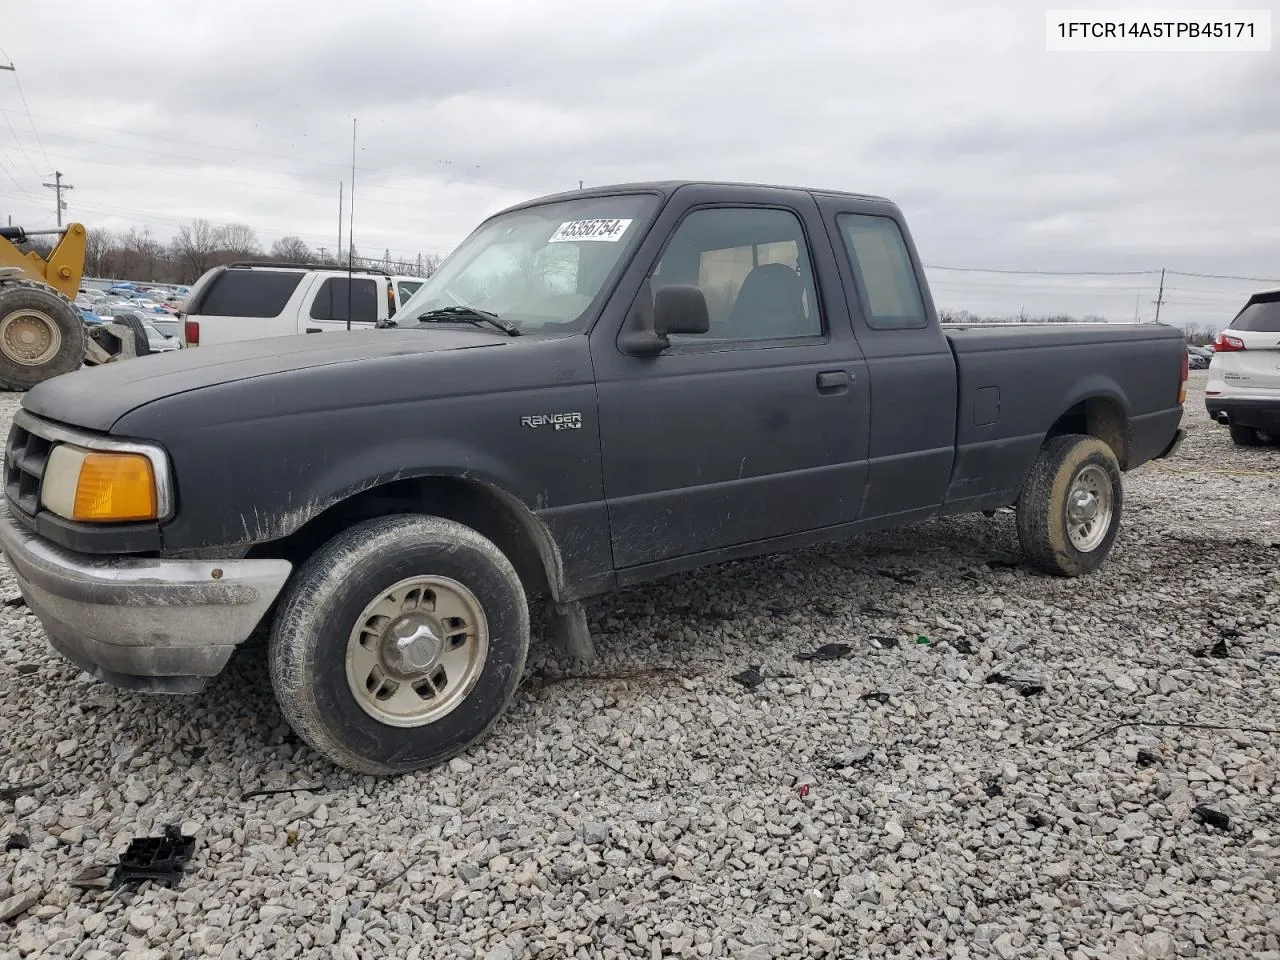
left=1, top=0, right=1276, bottom=324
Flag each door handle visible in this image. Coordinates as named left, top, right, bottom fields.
left=816, top=370, right=851, bottom=394
left=305, top=327, right=323, bottom=334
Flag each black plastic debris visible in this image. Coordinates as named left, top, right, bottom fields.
left=2, top=595, right=26, bottom=608
left=732, top=665, right=765, bottom=691
left=869, top=635, right=900, bottom=650
left=951, top=638, right=976, bottom=656
left=1025, top=813, right=1051, bottom=829
left=985, top=672, right=1043, bottom=696
left=0, top=781, right=44, bottom=802
left=795, top=643, right=854, bottom=663
left=1193, top=638, right=1230, bottom=659
left=1192, top=806, right=1230, bottom=831
left=983, top=781, right=1003, bottom=798
left=241, top=782, right=324, bottom=801
left=879, top=569, right=920, bottom=586
left=860, top=691, right=891, bottom=705
left=1136, top=750, right=1160, bottom=768
left=14, top=664, right=38, bottom=676
left=113, top=824, right=196, bottom=888
left=4, top=832, right=29, bottom=852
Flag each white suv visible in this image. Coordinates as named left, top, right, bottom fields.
left=1206, top=289, right=1280, bottom=446
left=179, top=262, right=427, bottom=348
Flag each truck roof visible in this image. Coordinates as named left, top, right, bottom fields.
left=498, top=180, right=894, bottom=216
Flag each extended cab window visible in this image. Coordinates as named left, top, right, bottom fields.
left=197, top=270, right=303, bottom=318
left=654, top=207, right=821, bottom=344
left=310, top=277, right=378, bottom=324
left=837, top=214, right=927, bottom=330
left=396, top=280, right=423, bottom=304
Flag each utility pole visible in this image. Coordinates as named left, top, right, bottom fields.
left=578, top=180, right=583, bottom=190
left=337, top=182, right=343, bottom=262
left=42, top=171, right=72, bottom=228
left=1152, top=267, right=1166, bottom=323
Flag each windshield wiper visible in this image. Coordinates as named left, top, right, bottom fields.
left=416, top=306, right=521, bottom=336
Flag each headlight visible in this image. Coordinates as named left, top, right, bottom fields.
left=41, top=444, right=160, bottom=522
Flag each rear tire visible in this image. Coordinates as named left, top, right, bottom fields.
left=108, top=312, right=152, bottom=356
left=0, top=280, right=87, bottom=391
left=1229, top=423, right=1263, bottom=447
left=268, top=515, right=529, bottom=775
left=1016, top=435, right=1123, bottom=577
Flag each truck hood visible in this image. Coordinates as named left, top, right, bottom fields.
left=23, top=328, right=509, bottom=433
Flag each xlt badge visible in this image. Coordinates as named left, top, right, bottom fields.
left=521, top=413, right=582, bottom=431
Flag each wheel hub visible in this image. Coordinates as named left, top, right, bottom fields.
left=1068, top=488, right=1099, bottom=523
left=384, top=616, right=445, bottom=675
left=1065, top=463, right=1114, bottom=552
left=344, top=574, right=490, bottom=728
left=0, top=310, right=61, bottom=365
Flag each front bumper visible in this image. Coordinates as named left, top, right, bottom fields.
left=0, top=501, right=291, bottom=693
left=1205, top=397, right=1280, bottom=432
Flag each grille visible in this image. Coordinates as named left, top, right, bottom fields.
left=5, top=420, right=52, bottom=526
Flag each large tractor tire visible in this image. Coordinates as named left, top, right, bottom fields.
left=0, top=279, right=87, bottom=391
left=107, top=312, right=152, bottom=357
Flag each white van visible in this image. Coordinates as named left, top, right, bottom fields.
left=178, top=262, right=427, bottom=347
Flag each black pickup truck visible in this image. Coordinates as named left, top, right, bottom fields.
left=0, top=181, right=1187, bottom=774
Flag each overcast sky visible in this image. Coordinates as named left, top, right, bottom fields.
left=2, top=0, right=1277, bottom=326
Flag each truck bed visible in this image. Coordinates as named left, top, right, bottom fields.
left=940, top=322, right=1186, bottom=512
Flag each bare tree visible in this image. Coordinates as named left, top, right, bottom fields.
left=83, top=228, right=116, bottom=279
left=172, top=218, right=222, bottom=282
left=270, top=235, right=312, bottom=263
left=122, top=227, right=164, bottom=280
left=215, top=223, right=262, bottom=257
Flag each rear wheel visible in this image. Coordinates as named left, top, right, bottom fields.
left=1016, top=435, right=1123, bottom=577
left=1229, top=423, right=1263, bottom=447
left=0, top=280, right=87, bottom=391
left=268, top=515, right=529, bottom=775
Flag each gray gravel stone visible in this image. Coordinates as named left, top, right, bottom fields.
left=0, top=374, right=1273, bottom=959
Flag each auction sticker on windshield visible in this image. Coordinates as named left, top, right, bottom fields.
left=547, top=218, right=633, bottom=243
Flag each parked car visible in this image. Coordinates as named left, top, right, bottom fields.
left=1186, top=346, right=1210, bottom=370
left=178, top=263, right=428, bottom=347
left=1206, top=288, right=1280, bottom=445
left=142, top=318, right=182, bottom=352
left=148, top=318, right=181, bottom=339
left=0, top=179, right=1188, bottom=775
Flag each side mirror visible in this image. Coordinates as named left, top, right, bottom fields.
left=654, top=284, right=709, bottom=336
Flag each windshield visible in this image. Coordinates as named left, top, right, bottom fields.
left=397, top=193, right=659, bottom=334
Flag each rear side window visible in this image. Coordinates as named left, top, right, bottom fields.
left=196, top=271, right=303, bottom=318
left=1231, top=299, right=1280, bottom=333
left=397, top=280, right=423, bottom=303
left=310, top=278, right=378, bottom=323
left=836, top=214, right=927, bottom=330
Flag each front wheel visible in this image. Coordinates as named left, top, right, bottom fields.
left=1016, top=435, right=1122, bottom=577
left=268, top=515, right=530, bottom=775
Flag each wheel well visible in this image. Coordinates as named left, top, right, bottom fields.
left=1045, top=397, right=1130, bottom=468
left=245, top=476, right=560, bottom=601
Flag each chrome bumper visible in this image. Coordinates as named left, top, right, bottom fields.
left=0, top=502, right=291, bottom=693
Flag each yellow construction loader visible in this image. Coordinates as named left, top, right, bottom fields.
left=0, top=222, right=150, bottom=391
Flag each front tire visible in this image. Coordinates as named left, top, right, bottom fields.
left=1016, top=435, right=1122, bottom=577
left=268, top=515, right=529, bottom=775
left=1229, top=423, right=1263, bottom=447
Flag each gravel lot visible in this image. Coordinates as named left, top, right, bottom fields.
left=1, top=371, right=1277, bottom=960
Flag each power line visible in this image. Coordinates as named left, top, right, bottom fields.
left=0, top=50, right=51, bottom=170
left=1167, top=269, right=1280, bottom=285
left=924, top=264, right=1157, bottom=277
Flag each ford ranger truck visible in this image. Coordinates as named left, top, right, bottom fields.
left=0, top=181, right=1187, bottom=775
